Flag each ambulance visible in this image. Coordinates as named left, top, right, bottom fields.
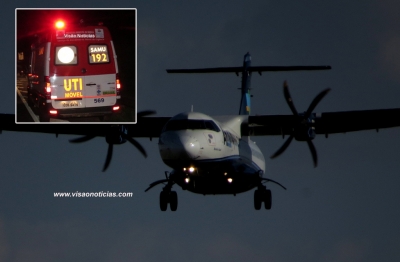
left=27, top=20, right=121, bottom=122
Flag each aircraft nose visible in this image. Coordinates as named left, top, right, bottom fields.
left=179, top=135, right=200, bottom=159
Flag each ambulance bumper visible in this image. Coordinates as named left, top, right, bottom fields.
left=49, top=105, right=119, bottom=119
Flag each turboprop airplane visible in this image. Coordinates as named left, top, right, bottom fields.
left=5, top=53, right=400, bottom=211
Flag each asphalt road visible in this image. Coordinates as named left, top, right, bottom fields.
left=16, top=75, right=36, bottom=122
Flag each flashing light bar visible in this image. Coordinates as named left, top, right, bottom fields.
left=55, top=20, right=65, bottom=29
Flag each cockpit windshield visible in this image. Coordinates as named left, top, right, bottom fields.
left=164, top=119, right=220, bottom=132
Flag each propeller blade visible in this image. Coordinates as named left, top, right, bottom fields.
left=69, top=135, right=96, bottom=143
left=306, top=140, right=318, bottom=167
left=270, top=134, right=294, bottom=159
left=283, top=81, right=299, bottom=116
left=137, top=110, right=156, bottom=118
left=305, top=88, right=331, bottom=118
left=121, top=133, right=147, bottom=158
left=102, top=143, right=114, bottom=172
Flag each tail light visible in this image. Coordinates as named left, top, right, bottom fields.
left=44, top=76, right=51, bottom=99
left=113, top=106, right=120, bottom=111
left=116, top=73, right=121, bottom=96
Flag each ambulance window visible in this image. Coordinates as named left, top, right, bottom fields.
left=55, top=46, right=77, bottom=65
left=88, top=45, right=109, bottom=64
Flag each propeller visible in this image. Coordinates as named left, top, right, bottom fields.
left=270, top=81, right=330, bottom=167
left=69, top=110, right=156, bottom=172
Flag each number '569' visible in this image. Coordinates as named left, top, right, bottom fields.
left=94, top=98, right=105, bottom=103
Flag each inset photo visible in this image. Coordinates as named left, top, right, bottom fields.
left=16, top=8, right=137, bottom=123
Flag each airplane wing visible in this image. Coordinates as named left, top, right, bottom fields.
left=167, top=67, right=243, bottom=73
left=247, top=108, right=400, bottom=136
left=3, top=107, right=399, bottom=138
left=167, top=66, right=331, bottom=74
left=0, top=114, right=170, bottom=138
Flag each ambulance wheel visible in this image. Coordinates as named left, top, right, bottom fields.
left=169, top=191, right=178, bottom=211
left=27, top=97, right=33, bottom=107
left=159, top=191, right=168, bottom=211
left=27, top=91, right=33, bottom=107
left=39, top=112, right=50, bottom=122
left=254, top=190, right=262, bottom=210
left=264, top=190, right=272, bottom=210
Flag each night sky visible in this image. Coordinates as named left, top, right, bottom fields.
left=4, top=1, right=400, bottom=262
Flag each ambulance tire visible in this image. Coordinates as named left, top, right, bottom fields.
left=28, top=98, right=33, bottom=108
left=39, top=114, right=50, bottom=122
left=27, top=92, right=33, bottom=107
left=39, top=110, right=50, bottom=122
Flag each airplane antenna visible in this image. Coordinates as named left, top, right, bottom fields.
left=191, top=105, right=194, bottom=112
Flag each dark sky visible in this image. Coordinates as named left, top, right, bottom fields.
left=3, top=1, right=400, bottom=262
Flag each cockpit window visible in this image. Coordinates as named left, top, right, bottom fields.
left=164, top=119, right=220, bottom=132
left=204, top=120, right=220, bottom=132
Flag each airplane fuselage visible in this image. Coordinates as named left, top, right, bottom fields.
left=158, top=112, right=265, bottom=195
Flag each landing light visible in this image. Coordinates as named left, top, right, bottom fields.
left=184, top=177, right=190, bottom=184
left=227, top=178, right=233, bottom=183
left=189, top=167, right=195, bottom=173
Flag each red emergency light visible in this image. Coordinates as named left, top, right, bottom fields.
left=55, top=20, right=65, bottom=29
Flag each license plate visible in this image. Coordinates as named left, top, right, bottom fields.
left=61, top=101, right=79, bottom=108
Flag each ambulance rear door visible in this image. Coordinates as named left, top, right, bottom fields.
left=50, top=44, right=87, bottom=110
left=49, top=26, right=118, bottom=110
left=84, top=43, right=117, bottom=108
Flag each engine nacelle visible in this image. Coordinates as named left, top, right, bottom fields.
left=105, top=125, right=128, bottom=144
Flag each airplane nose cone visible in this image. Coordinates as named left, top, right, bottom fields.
left=180, top=135, right=200, bottom=159
left=159, top=132, right=201, bottom=160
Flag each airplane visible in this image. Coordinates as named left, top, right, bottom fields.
left=5, top=52, right=400, bottom=211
